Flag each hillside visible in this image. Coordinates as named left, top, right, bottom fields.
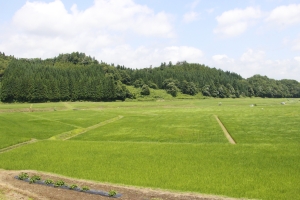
left=0, top=52, right=299, bottom=102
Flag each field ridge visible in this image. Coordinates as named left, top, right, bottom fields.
left=0, top=139, right=38, bottom=154
left=49, top=115, right=124, bottom=140
left=214, top=115, right=236, bottom=144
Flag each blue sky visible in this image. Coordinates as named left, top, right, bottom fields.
left=0, top=0, right=300, bottom=81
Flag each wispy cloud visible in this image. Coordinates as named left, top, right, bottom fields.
left=214, top=7, right=262, bottom=37
left=211, top=49, right=300, bottom=80
left=0, top=0, right=179, bottom=62
left=183, top=11, right=200, bottom=23
left=186, top=0, right=200, bottom=10
left=265, top=4, right=300, bottom=28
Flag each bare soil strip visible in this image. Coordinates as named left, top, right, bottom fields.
left=49, top=115, right=124, bottom=140
left=0, top=139, right=38, bottom=154
left=214, top=115, right=236, bottom=144
left=0, top=169, right=246, bottom=200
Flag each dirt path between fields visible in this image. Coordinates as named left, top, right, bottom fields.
left=0, top=170, right=247, bottom=200
left=49, top=115, right=124, bottom=140
left=214, top=115, right=236, bottom=144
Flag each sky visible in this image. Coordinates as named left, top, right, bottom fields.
left=0, top=0, right=300, bottom=81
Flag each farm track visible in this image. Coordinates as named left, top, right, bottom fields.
left=214, top=115, right=236, bottom=144
left=50, top=115, right=124, bottom=140
left=0, top=139, right=38, bottom=154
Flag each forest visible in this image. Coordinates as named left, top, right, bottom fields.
left=0, top=51, right=300, bottom=102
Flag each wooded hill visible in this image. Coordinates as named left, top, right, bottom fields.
left=0, top=51, right=299, bottom=102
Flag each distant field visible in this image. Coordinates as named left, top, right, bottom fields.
left=0, top=98, right=299, bottom=200
left=73, top=106, right=227, bottom=143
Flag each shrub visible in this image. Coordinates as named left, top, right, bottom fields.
left=29, top=175, right=41, bottom=184
left=18, top=172, right=29, bottom=180
left=166, top=82, right=179, bottom=97
left=141, top=84, right=150, bottom=95
left=54, top=180, right=65, bottom=187
left=108, top=190, right=117, bottom=197
left=70, top=184, right=78, bottom=190
left=82, top=186, right=89, bottom=191
left=45, top=179, right=54, bottom=185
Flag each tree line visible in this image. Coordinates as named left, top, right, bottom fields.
left=0, top=52, right=299, bottom=102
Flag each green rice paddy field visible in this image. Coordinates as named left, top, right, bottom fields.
left=0, top=98, right=299, bottom=200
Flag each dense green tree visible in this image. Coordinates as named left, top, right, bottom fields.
left=181, top=81, right=198, bottom=95
left=165, top=82, right=179, bottom=97
left=133, top=79, right=144, bottom=88
left=1, top=52, right=300, bottom=102
left=148, top=81, right=158, bottom=89
left=141, top=84, right=150, bottom=95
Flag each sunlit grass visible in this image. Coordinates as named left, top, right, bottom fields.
left=0, top=140, right=299, bottom=200
left=73, top=107, right=227, bottom=143
left=0, top=98, right=300, bottom=200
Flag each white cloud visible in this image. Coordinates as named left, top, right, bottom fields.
left=187, top=0, right=200, bottom=10
left=265, top=4, right=300, bottom=27
left=212, top=54, right=234, bottom=64
left=214, top=7, right=262, bottom=37
left=0, top=0, right=178, bottom=62
left=294, top=56, right=300, bottom=62
left=240, top=49, right=265, bottom=62
left=292, top=37, right=300, bottom=51
left=183, top=11, right=200, bottom=23
left=210, top=49, right=300, bottom=81
left=11, top=0, right=174, bottom=38
left=97, top=45, right=203, bottom=68
left=0, top=0, right=205, bottom=70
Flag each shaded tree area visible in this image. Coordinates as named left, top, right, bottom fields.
left=0, top=57, right=130, bottom=102
left=120, top=62, right=244, bottom=98
left=247, top=75, right=300, bottom=98
left=0, top=51, right=14, bottom=78
left=1, top=52, right=300, bottom=102
left=117, top=62, right=300, bottom=98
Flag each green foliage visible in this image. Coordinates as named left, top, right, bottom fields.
left=0, top=51, right=13, bottom=78
left=133, top=78, right=144, bottom=88
left=18, top=172, right=29, bottom=180
left=81, top=186, right=90, bottom=191
left=165, top=82, right=178, bottom=97
left=180, top=81, right=198, bottom=95
left=55, top=52, right=98, bottom=65
left=1, top=52, right=299, bottom=102
left=140, top=84, right=150, bottom=95
left=108, top=190, right=117, bottom=197
left=0, top=58, right=125, bottom=102
left=54, top=180, right=65, bottom=187
left=45, top=179, right=54, bottom=185
left=29, top=175, right=41, bottom=184
left=148, top=81, right=158, bottom=89
left=70, top=184, right=78, bottom=190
